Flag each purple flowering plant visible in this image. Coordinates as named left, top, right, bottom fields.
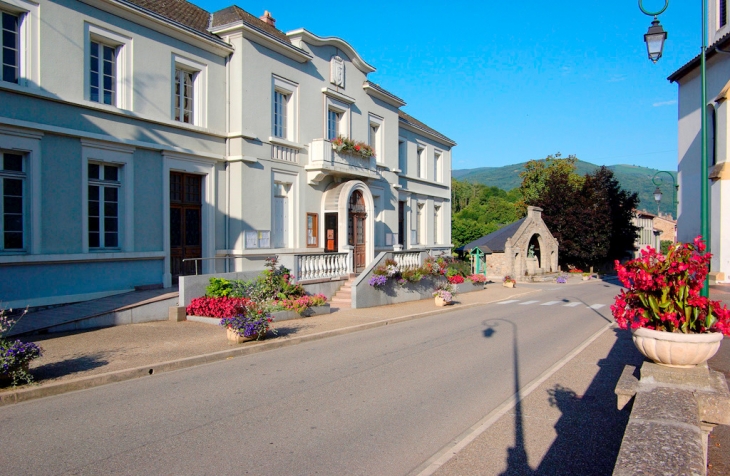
left=1, top=308, right=43, bottom=386
left=369, top=275, right=388, bottom=288
left=219, top=301, right=276, bottom=340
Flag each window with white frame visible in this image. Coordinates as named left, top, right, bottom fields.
left=174, top=68, right=193, bottom=123
left=272, top=76, right=297, bottom=141
left=416, top=202, right=424, bottom=245
left=1, top=11, right=19, bottom=84
left=87, top=24, right=131, bottom=109
left=434, top=205, right=441, bottom=244
left=273, top=182, right=290, bottom=248
left=327, top=108, right=341, bottom=140
left=434, top=151, right=443, bottom=183
left=398, top=139, right=406, bottom=172
left=172, top=56, right=205, bottom=126
left=0, top=151, right=25, bottom=250
left=88, top=163, right=120, bottom=249
left=368, top=114, right=383, bottom=162
left=325, top=96, right=349, bottom=141
left=417, top=146, right=426, bottom=179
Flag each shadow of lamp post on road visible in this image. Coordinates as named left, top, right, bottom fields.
left=483, top=319, right=534, bottom=475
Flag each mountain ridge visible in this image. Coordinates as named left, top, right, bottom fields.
left=453, top=160, right=678, bottom=217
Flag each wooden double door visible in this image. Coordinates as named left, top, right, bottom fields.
left=170, top=172, right=202, bottom=282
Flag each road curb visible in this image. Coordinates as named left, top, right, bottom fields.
left=0, top=290, right=541, bottom=407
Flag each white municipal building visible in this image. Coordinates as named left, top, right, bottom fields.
left=0, top=0, right=455, bottom=308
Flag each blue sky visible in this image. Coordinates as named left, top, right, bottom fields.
left=195, top=1, right=699, bottom=170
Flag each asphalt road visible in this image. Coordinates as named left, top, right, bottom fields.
left=1, top=281, right=619, bottom=476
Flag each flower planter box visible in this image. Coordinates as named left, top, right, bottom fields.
left=458, top=282, right=485, bottom=293
left=503, top=282, right=515, bottom=288
left=187, top=304, right=331, bottom=326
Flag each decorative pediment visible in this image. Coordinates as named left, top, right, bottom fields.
left=330, top=55, right=345, bottom=87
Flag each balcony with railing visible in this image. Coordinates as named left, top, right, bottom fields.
left=306, top=139, right=379, bottom=184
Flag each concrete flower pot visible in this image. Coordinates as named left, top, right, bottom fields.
left=434, top=296, right=452, bottom=307
left=226, top=328, right=264, bottom=343
left=631, top=327, right=724, bottom=368
left=503, top=281, right=515, bottom=288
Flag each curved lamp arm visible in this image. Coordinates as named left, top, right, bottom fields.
left=652, top=171, right=679, bottom=205
left=639, top=0, right=669, bottom=17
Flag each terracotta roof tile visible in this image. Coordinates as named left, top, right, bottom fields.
left=122, top=0, right=216, bottom=39
left=211, top=6, right=291, bottom=44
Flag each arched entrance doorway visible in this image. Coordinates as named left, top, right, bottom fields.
left=528, top=234, right=542, bottom=269
left=349, top=190, right=367, bottom=272
left=321, top=180, right=375, bottom=273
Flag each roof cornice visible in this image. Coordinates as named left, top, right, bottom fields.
left=668, top=31, right=730, bottom=82
left=398, top=118, right=456, bottom=147
left=286, top=29, right=376, bottom=74
left=211, top=21, right=312, bottom=63
left=363, top=81, right=406, bottom=107
left=81, top=0, right=234, bottom=55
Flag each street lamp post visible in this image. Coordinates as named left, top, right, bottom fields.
left=651, top=170, right=679, bottom=216
left=639, top=0, right=710, bottom=297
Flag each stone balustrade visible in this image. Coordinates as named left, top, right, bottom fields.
left=392, top=251, right=421, bottom=271
left=295, top=252, right=349, bottom=282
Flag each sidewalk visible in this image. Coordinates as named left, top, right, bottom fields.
left=1, top=283, right=544, bottom=405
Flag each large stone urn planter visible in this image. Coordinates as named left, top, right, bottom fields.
left=434, top=296, right=452, bottom=307
left=631, top=327, right=724, bottom=368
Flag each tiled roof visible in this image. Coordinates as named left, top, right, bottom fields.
left=121, top=0, right=218, bottom=40
left=398, top=110, right=456, bottom=146
left=668, top=30, right=730, bottom=82
left=458, top=218, right=527, bottom=253
left=210, top=6, right=291, bottom=45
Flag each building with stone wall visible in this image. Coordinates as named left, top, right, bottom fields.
left=459, top=207, right=558, bottom=281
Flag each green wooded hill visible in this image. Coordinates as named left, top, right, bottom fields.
left=453, top=160, right=678, bottom=217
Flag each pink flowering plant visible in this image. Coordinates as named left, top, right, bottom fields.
left=611, top=236, right=730, bottom=335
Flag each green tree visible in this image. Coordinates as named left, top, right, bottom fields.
left=518, top=153, right=584, bottom=215
left=528, top=163, right=638, bottom=268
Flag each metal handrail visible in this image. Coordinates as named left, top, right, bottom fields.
left=181, top=255, right=261, bottom=276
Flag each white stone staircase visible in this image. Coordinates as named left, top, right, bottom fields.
left=329, top=274, right=358, bottom=310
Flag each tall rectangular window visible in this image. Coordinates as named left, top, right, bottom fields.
left=90, top=41, right=117, bottom=105
left=1, top=12, right=19, bottom=84
left=398, top=140, right=406, bottom=172
left=273, top=90, right=289, bottom=138
left=273, top=182, right=290, bottom=248
left=307, top=213, right=318, bottom=248
left=327, top=109, right=340, bottom=140
left=1, top=152, right=24, bottom=250
left=416, top=203, right=424, bottom=245
left=434, top=152, right=442, bottom=182
left=88, top=163, right=120, bottom=249
left=398, top=201, right=405, bottom=246
left=434, top=206, right=441, bottom=244
left=417, top=146, right=426, bottom=179
left=722, top=0, right=728, bottom=27
left=174, top=68, right=194, bottom=124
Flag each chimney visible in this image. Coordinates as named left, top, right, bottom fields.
left=260, top=10, right=276, bottom=27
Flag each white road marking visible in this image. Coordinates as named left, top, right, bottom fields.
left=497, top=300, right=520, bottom=305
left=564, top=302, right=582, bottom=307
left=519, top=300, right=540, bottom=305
left=541, top=301, right=561, bottom=306
left=588, top=304, right=606, bottom=310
